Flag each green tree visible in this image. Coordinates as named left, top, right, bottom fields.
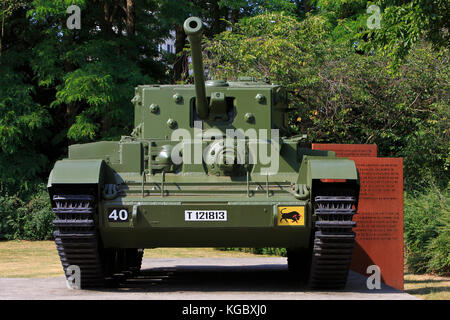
left=360, top=0, right=449, bottom=63
left=0, top=0, right=168, bottom=194
left=159, top=0, right=307, bottom=83
left=28, top=0, right=165, bottom=141
left=205, top=11, right=449, bottom=191
left=0, top=1, right=28, bottom=62
left=155, top=0, right=199, bottom=83
left=0, top=1, right=51, bottom=193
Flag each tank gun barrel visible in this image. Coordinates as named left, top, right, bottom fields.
left=183, top=17, right=208, bottom=120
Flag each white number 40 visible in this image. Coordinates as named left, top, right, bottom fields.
left=108, top=209, right=129, bottom=222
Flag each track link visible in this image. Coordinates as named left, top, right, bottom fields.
left=52, top=195, right=107, bottom=288
left=308, top=194, right=357, bottom=289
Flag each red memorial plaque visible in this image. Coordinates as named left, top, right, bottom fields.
left=350, top=157, right=404, bottom=290
left=312, top=144, right=404, bottom=290
left=312, top=143, right=377, bottom=157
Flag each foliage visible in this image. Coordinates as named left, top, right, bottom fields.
left=0, top=185, right=54, bottom=240
left=404, top=189, right=449, bottom=275
left=0, top=64, right=51, bottom=191
left=204, top=12, right=331, bottom=86
left=218, top=247, right=287, bottom=256
left=0, top=0, right=167, bottom=194
left=28, top=0, right=163, bottom=141
left=360, top=0, right=449, bottom=65
left=314, top=0, right=367, bottom=19
left=219, top=0, right=297, bottom=15
left=205, top=12, right=449, bottom=191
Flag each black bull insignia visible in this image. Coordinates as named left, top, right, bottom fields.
left=280, top=208, right=302, bottom=223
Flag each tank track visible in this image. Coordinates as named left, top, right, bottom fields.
left=52, top=194, right=107, bottom=288
left=52, top=194, right=144, bottom=288
left=308, top=193, right=357, bottom=289
left=126, top=248, right=144, bottom=275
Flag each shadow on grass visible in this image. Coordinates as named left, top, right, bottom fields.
left=405, top=286, right=449, bottom=295
left=404, top=278, right=447, bottom=284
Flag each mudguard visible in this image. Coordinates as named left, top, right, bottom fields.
left=297, top=156, right=359, bottom=185
left=47, top=159, right=105, bottom=187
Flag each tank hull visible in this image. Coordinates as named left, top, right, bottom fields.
left=99, top=195, right=312, bottom=248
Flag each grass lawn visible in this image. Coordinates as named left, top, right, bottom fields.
left=142, top=247, right=278, bottom=258
left=0, top=240, right=448, bottom=300
left=404, top=272, right=450, bottom=300
left=0, top=240, right=62, bottom=278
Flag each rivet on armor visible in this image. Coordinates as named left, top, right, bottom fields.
left=167, top=118, right=177, bottom=129
left=149, top=104, right=159, bottom=114
left=173, top=93, right=183, bottom=104
left=244, top=113, right=255, bottom=123
left=255, top=94, right=266, bottom=104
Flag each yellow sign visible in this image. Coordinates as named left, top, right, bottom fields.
left=278, top=206, right=305, bottom=226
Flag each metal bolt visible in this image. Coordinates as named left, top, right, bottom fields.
left=149, top=104, right=159, bottom=113
left=173, top=93, right=183, bottom=104
left=244, top=113, right=255, bottom=123
left=167, top=118, right=177, bottom=129
left=255, top=94, right=266, bottom=104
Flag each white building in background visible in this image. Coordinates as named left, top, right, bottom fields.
left=157, top=30, right=194, bottom=77
left=156, top=22, right=231, bottom=78
left=158, top=30, right=176, bottom=54
left=157, top=21, right=231, bottom=55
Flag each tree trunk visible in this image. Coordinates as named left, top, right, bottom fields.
left=0, top=7, right=4, bottom=63
left=66, top=102, right=79, bottom=127
left=210, top=0, right=221, bottom=37
left=294, top=0, right=312, bottom=15
left=230, top=8, right=240, bottom=25
left=173, top=24, right=187, bottom=83
left=304, top=0, right=312, bottom=12
left=125, top=0, right=135, bottom=36
left=101, top=115, right=112, bottom=137
left=100, top=1, right=112, bottom=35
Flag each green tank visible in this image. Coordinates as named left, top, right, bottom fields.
left=47, top=17, right=360, bottom=289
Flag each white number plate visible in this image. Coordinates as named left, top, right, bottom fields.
left=185, top=210, right=227, bottom=221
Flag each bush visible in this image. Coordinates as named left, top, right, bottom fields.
left=404, top=188, right=449, bottom=275
left=0, top=186, right=54, bottom=240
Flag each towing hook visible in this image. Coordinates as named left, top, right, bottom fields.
left=293, top=184, right=310, bottom=200
left=102, top=184, right=119, bottom=200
